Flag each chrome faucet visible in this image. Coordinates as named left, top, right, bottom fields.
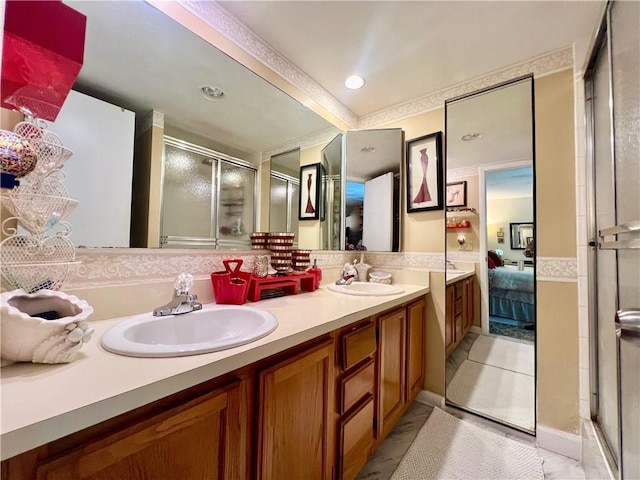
left=153, top=273, right=203, bottom=316
left=445, top=259, right=457, bottom=270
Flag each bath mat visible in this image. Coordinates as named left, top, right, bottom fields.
left=469, top=335, right=534, bottom=375
left=391, top=407, right=543, bottom=480
left=446, top=359, right=535, bottom=431
left=489, top=321, right=535, bottom=342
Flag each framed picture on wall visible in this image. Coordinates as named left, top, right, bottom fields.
left=446, top=181, right=467, bottom=207
left=299, top=163, right=322, bottom=220
left=405, top=131, right=443, bottom=212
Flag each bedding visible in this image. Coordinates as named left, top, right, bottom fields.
left=488, top=266, right=535, bottom=323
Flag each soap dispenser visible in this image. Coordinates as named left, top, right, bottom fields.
left=309, top=258, right=322, bottom=289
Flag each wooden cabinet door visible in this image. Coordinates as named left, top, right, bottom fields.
left=257, top=339, right=335, bottom=480
left=339, top=395, right=374, bottom=480
left=35, top=381, right=246, bottom=480
left=406, top=298, right=426, bottom=402
left=376, top=308, right=406, bottom=439
left=465, top=277, right=475, bottom=330
left=445, top=285, right=455, bottom=355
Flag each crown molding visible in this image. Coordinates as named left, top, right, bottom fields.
left=262, top=127, right=342, bottom=161
left=359, top=47, right=573, bottom=128
left=181, top=3, right=573, bottom=138
left=447, top=166, right=479, bottom=179
left=181, top=1, right=359, bottom=129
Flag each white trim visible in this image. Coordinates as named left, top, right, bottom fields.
left=416, top=390, right=445, bottom=408
left=537, top=424, right=582, bottom=461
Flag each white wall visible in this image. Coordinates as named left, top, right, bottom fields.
left=50, top=90, right=135, bottom=247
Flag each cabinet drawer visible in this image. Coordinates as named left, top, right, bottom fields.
left=339, top=395, right=374, bottom=480
left=341, top=322, right=376, bottom=370
left=340, top=359, right=375, bottom=414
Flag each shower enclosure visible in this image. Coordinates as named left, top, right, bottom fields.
left=160, top=137, right=257, bottom=248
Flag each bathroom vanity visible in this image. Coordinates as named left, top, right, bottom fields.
left=445, top=272, right=475, bottom=357
left=1, top=285, right=428, bottom=479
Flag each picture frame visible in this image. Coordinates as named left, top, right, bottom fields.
left=405, top=131, right=443, bottom=212
left=446, top=181, right=467, bottom=207
left=298, top=163, right=322, bottom=220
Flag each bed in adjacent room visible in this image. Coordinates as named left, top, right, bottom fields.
left=488, top=265, right=535, bottom=324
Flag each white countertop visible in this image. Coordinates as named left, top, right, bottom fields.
left=0, top=284, right=428, bottom=460
left=445, top=270, right=475, bottom=285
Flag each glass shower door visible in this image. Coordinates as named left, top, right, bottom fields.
left=218, top=161, right=256, bottom=248
left=161, top=142, right=215, bottom=246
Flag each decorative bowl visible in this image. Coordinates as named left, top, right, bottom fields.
left=0, top=289, right=94, bottom=365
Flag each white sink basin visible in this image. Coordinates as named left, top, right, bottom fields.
left=327, top=282, right=404, bottom=296
left=101, top=305, right=278, bottom=358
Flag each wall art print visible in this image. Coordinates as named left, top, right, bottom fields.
left=406, top=131, right=443, bottom=212
left=299, top=163, right=323, bottom=220
left=446, top=180, right=467, bottom=207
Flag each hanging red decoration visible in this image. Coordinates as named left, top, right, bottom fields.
left=1, top=0, right=86, bottom=121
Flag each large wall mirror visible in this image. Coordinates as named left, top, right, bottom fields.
left=51, top=1, right=402, bottom=252
left=343, top=128, right=402, bottom=252
left=51, top=1, right=336, bottom=248
left=444, top=77, right=536, bottom=433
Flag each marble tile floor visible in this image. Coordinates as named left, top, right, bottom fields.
left=357, top=400, right=586, bottom=480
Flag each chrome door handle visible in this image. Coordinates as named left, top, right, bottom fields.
left=616, top=309, right=640, bottom=335
left=599, top=220, right=640, bottom=250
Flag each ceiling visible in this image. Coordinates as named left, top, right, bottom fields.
left=218, top=1, right=604, bottom=117
left=65, top=1, right=334, bottom=159
left=65, top=0, right=604, bottom=164
left=447, top=78, right=533, bottom=169
left=486, top=167, right=534, bottom=200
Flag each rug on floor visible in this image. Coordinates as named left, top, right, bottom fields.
left=446, top=359, right=535, bottom=431
left=391, top=407, right=544, bottom=480
left=469, top=335, right=534, bottom=375
left=490, top=321, right=535, bottom=341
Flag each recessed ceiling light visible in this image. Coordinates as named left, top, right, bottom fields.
left=201, top=85, right=224, bottom=100
left=360, top=146, right=376, bottom=153
left=345, top=75, right=365, bottom=89
left=461, top=133, right=481, bottom=141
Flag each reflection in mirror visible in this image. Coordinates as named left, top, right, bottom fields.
left=444, top=77, right=536, bottom=432
left=55, top=1, right=336, bottom=248
left=343, top=129, right=402, bottom=252
left=510, top=221, right=534, bottom=250
left=160, top=137, right=258, bottom=248
left=320, top=134, right=343, bottom=250
left=269, top=149, right=300, bottom=239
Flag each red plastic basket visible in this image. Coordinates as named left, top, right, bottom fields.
left=210, top=259, right=252, bottom=305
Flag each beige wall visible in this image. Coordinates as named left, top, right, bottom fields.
left=379, top=108, right=446, bottom=254
left=131, top=124, right=164, bottom=248
left=425, top=271, right=446, bottom=395
left=535, top=70, right=577, bottom=258
left=535, top=69, right=579, bottom=434
left=487, top=196, right=534, bottom=260
left=297, top=143, right=325, bottom=249
left=446, top=174, right=480, bottom=253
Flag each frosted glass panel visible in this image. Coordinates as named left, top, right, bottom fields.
left=218, top=162, right=255, bottom=241
left=593, top=40, right=619, bottom=460
left=162, top=144, right=213, bottom=238
left=290, top=182, right=300, bottom=236
left=270, top=176, right=288, bottom=232
left=611, top=0, right=640, bottom=311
